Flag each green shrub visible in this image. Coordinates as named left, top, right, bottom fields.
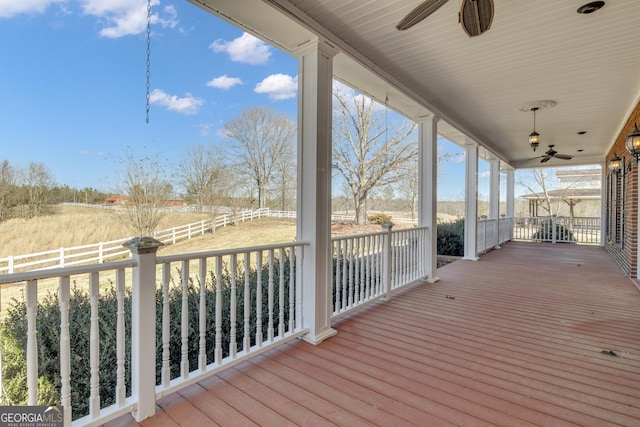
left=0, top=255, right=293, bottom=420
left=368, top=213, right=392, bottom=225
left=437, top=218, right=464, bottom=256
left=531, top=219, right=575, bottom=242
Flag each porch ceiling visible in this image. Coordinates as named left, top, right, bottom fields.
left=190, top=0, right=640, bottom=168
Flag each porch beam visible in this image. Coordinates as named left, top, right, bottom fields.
left=418, top=115, right=440, bottom=283
left=463, top=140, right=479, bottom=260
left=295, top=39, right=338, bottom=344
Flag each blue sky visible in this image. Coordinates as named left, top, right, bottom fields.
left=0, top=0, right=299, bottom=192
left=0, top=0, right=545, bottom=201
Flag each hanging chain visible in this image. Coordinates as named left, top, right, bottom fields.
left=145, top=0, right=152, bottom=123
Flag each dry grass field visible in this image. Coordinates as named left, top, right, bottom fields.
left=0, top=206, right=213, bottom=257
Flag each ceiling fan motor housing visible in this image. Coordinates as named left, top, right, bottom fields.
left=459, top=0, right=494, bottom=37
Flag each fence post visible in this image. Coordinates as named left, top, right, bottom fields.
left=99, top=242, right=104, bottom=263
left=59, top=247, right=65, bottom=268
left=123, top=237, right=163, bottom=422
left=552, top=215, right=557, bottom=244
left=381, top=222, right=393, bottom=300
left=8, top=255, right=14, bottom=274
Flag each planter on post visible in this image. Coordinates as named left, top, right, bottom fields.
left=123, top=236, right=163, bottom=422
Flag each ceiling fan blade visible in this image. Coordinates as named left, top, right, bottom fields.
left=540, top=156, right=551, bottom=163
left=396, top=0, right=450, bottom=30
left=554, top=154, right=573, bottom=160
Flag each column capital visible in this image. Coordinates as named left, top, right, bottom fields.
left=415, top=114, right=440, bottom=124
left=293, top=37, right=339, bottom=58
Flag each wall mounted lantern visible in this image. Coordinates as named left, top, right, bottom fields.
left=608, top=153, right=622, bottom=173
left=626, top=123, right=640, bottom=167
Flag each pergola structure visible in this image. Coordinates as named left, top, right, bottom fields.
left=521, top=188, right=601, bottom=217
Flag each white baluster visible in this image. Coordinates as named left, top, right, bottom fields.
left=161, top=263, right=170, bottom=388
left=26, top=280, right=38, bottom=406
left=115, top=269, right=126, bottom=405
left=198, top=258, right=207, bottom=371
left=59, top=277, right=71, bottom=423
left=243, top=252, right=251, bottom=353
left=229, top=254, right=237, bottom=358
left=334, top=241, right=340, bottom=315
left=89, top=272, right=100, bottom=418
left=181, top=261, right=189, bottom=379
left=214, top=257, right=222, bottom=364
left=288, top=247, right=295, bottom=333
left=268, top=249, right=274, bottom=342
left=255, top=251, right=263, bottom=347
left=278, top=248, right=285, bottom=337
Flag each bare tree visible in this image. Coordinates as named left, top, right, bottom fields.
left=117, top=150, right=173, bottom=236
left=223, top=107, right=296, bottom=208
left=333, top=86, right=418, bottom=224
left=395, top=144, right=464, bottom=219
left=175, top=144, right=226, bottom=212
left=0, top=160, right=16, bottom=221
left=22, top=162, right=55, bottom=217
left=518, top=168, right=560, bottom=216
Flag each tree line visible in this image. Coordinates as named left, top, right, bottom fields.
left=4, top=89, right=460, bottom=233
left=0, top=160, right=109, bottom=222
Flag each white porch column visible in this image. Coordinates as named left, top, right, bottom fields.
left=600, top=163, right=607, bottom=248
left=295, top=39, right=338, bottom=344
left=489, top=156, right=501, bottom=249
left=463, top=140, right=479, bottom=260
left=418, top=115, right=440, bottom=283
left=506, top=167, right=515, bottom=240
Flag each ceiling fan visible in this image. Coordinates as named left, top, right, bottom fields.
left=537, top=145, right=574, bottom=163
left=396, top=0, right=495, bottom=37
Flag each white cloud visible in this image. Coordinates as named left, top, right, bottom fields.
left=254, top=74, right=297, bottom=101
left=210, top=32, right=271, bottom=65
left=80, top=0, right=178, bottom=38
left=0, top=0, right=66, bottom=18
left=149, top=89, right=203, bottom=115
left=206, top=75, right=243, bottom=90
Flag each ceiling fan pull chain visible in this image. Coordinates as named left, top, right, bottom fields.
left=145, top=0, right=152, bottom=124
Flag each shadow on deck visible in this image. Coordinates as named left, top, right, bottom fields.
left=107, top=242, right=640, bottom=426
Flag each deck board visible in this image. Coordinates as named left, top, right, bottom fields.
left=106, top=242, right=640, bottom=427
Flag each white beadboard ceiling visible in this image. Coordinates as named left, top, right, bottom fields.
left=191, top=0, right=640, bottom=168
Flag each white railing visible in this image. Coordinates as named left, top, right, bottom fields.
left=512, top=216, right=601, bottom=245
left=331, top=225, right=428, bottom=319
left=0, top=238, right=308, bottom=427
left=477, top=217, right=513, bottom=254
left=0, top=226, right=433, bottom=426
left=0, top=208, right=270, bottom=274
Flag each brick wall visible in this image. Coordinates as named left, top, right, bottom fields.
left=605, top=101, right=640, bottom=277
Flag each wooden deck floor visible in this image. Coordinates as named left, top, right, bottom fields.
left=107, top=242, right=640, bottom=426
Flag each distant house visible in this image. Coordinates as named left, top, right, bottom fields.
left=521, top=169, right=601, bottom=217
left=104, top=194, right=130, bottom=205
left=104, top=194, right=186, bottom=207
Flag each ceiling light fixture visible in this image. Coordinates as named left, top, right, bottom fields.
left=529, top=107, right=541, bottom=152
